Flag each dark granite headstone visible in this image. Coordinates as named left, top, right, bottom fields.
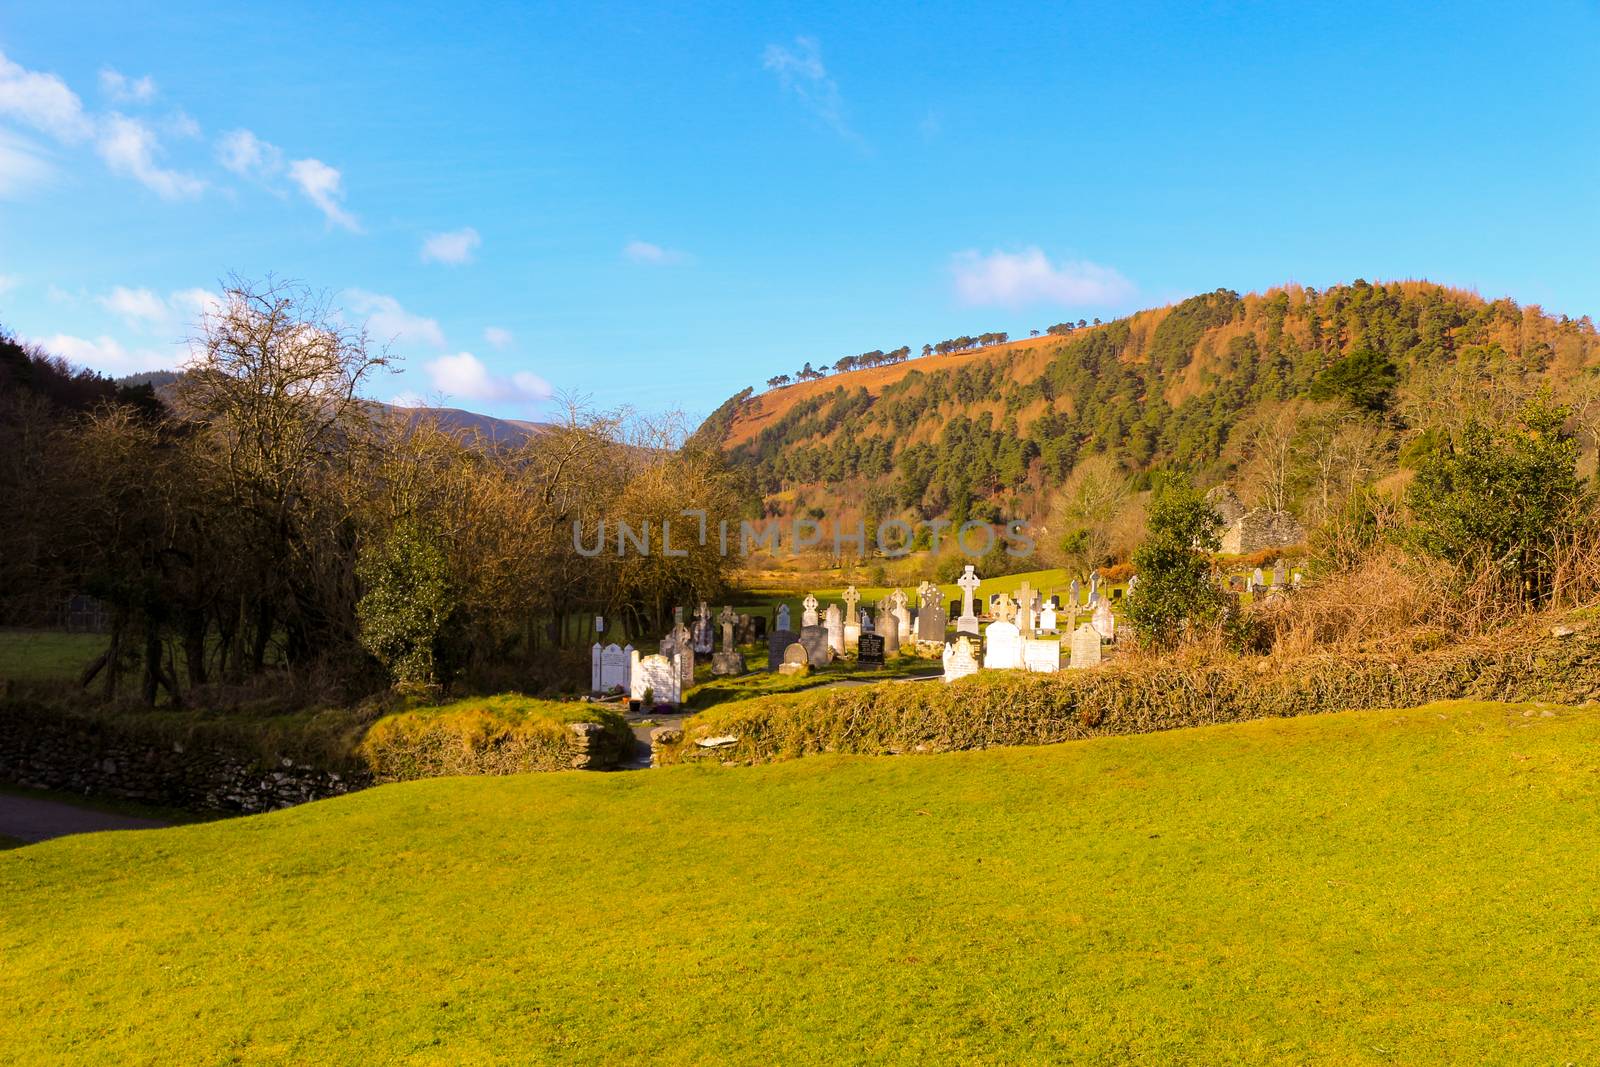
left=857, top=632, right=885, bottom=667
left=768, top=628, right=798, bottom=671
left=799, top=624, right=831, bottom=666
left=918, top=585, right=947, bottom=644
left=753, top=615, right=767, bottom=640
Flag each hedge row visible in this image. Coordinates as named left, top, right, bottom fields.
left=655, top=617, right=1600, bottom=766
left=359, top=694, right=634, bottom=780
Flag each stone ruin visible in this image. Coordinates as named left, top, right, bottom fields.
left=1206, top=485, right=1305, bottom=555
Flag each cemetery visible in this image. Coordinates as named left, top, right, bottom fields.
left=2, top=12, right=1597, bottom=1056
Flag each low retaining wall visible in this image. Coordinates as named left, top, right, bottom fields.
left=0, top=701, right=369, bottom=813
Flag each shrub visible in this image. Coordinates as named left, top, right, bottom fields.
left=1125, top=474, right=1222, bottom=649
left=656, top=617, right=1600, bottom=766
left=359, top=694, right=632, bottom=780
left=356, top=518, right=468, bottom=690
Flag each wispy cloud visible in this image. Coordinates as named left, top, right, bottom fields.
left=96, top=113, right=205, bottom=199
left=424, top=351, right=550, bottom=409
left=421, top=227, right=481, bottom=265
left=622, top=239, right=688, bottom=266
left=0, top=50, right=93, bottom=142
left=288, top=157, right=358, bottom=231
left=98, top=68, right=156, bottom=105
left=343, top=289, right=445, bottom=349
left=950, top=247, right=1135, bottom=308
left=762, top=36, right=861, bottom=145
left=483, top=326, right=513, bottom=349
left=95, top=284, right=222, bottom=331
left=0, top=130, right=53, bottom=198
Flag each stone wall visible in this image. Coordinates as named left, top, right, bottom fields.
left=1221, top=507, right=1306, bottom=555
left=0, top=701, right=369, bottom=813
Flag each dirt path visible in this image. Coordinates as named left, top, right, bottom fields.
left=0, top=792, right=170, bottom=844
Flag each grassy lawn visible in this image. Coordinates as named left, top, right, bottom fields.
left=0, top=629, right=107, bottom=683
left=4, top=700, right=1598, bottom=1062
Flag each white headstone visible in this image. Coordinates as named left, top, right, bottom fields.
left=802, top=593, right=820, bottom=628
left=825, top=603, right=845, bottom=656
left=1022, top=637, right=1061, bottom=673
left=632, top=651, right=681, bottom=705
left=982, top=620, right=1023, bottom=670
left=1038, top=605, right=1058, bottom=633
left=956, top=565, right=981, bottom=634
left=942, top=635, right=980, bottom=683
left=595, top=642, right=631, bottom=691
left=1092, top=598, right=1116, bottom=640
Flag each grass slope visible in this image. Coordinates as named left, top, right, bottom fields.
left=3, top=701, right=1598, bottom=1063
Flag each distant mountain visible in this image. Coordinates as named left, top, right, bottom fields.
left=693, top=279, right=1600, bottom=528
left=386, top=405, right=553, bottom=445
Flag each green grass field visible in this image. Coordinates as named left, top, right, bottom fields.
left=0, top=629, right=107, bottom=683
left=3, top=700, right=1598, bottom=1062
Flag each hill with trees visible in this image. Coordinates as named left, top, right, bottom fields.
left=694, top=280, right=1600, bottom=548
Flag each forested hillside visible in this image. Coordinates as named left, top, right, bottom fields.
left=697, top=281, right=1600, bottom=530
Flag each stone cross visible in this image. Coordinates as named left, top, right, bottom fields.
left=1016, top=581, right=1035, bottom=636
left=957, top=565, right=980, bottom=620
left=802, top=593, right=820, bottom=627
left=1069, top=577, right=1081, bottom=607
left=842, top=585, right=860, bottom=619
left=719, top=605, right=737, bottom=651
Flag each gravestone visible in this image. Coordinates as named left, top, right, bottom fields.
left=735, top=613, right=756, bottom=645
left=1038, top=604, right=1058, bottom=633
left=876, top=606, right=900, bottom=654
left=692, top=602, right=714, bottom=655
left=592, top=642, right=633, bottom=692
left=824, top=603, right=845, bottom=657
left=768, top=628, right=799, bottom=671
left=802, top=593, right=820, bottom=628
left=983, top=620, right=1023, bottom=670
left=956, top=565, right=982, bottom=636
left=991, top=594, right=1016, bottom=624
left=776, top=603, right=791, bottom=632
left=1022, top=637, right=1061, bottom=673
left=917, top=583, right=947, bottom=647
left=712, top=605, right=746, bottom=676
left=1272, top=559, right=1288, bottom=587
left=857, top=632, right=885, bottom=668
left=1252, top=567, right=1266, bottom=592
left=778, top=642, right=810, bottom=677
left=1291, top=571, right=1303, bottom=589
left=1088, top=572, right=1102, bottom=605
left=942, top=635, right=980, bottom=683
left=842, top=586, right=861, bottom=651
left=668, top=607, right=694, bottom=690
left=1069, top=624, right=1102, bottom=669
left=1126, top=575, right=1140, bottom=599
left=889, top=588, right=911, bottom=639
left=1016, top=581, right=1036, bottom=637
left=752, top=614, right=767, bottom=640
left=1069, top=577, right=1081, bottom=608
left=799, top=624, right=831, bottom=666
left=1092, top=598, right=1116, bottom=641
left=632, top=651, right=681, bottom=705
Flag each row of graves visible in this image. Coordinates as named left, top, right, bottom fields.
left=594, top=567, right=1136, bottom=706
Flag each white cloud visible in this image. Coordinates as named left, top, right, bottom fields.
left=0, top=49, right=92, bottom=142
left=94, top=284, right=222, bottom=332
left=424, top=351, right=550, bottom=409
left=98, top=68, right=156, bottom=105
left=762, top=36, right=859, bottom=144
left=216, top=128, right=282, bottom=178
left=344, top=289, right=446, bottom=349
left=949, top=247, right=1134, bottom=308
left=389, top=390, right=427, bottom=408
left=623, top=239, right=687, bottom=266
left=0, top=130, right=53, bottom=198
left=97, top=285, right=169, bottom=327
left=29, top=332, right=176, bottom=375
left=96, top=113, right=205, bottom=200
left=164, top=110, right=200, bottom=139
left=483, top=326, right=513, bottom=349
left=288, top=157, right=358, bottom=231
left=420, top=227, right=480, bottom=265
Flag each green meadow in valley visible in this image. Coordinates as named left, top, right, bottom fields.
left=4, top=700, right=1597, bottom=1064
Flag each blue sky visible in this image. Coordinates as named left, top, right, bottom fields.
left=1, top=1, right=1596, bottom=421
